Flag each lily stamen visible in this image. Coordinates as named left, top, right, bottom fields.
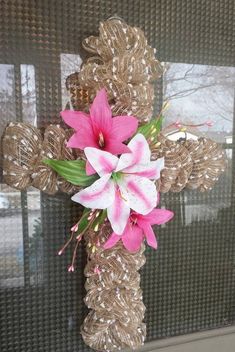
left=98, top=132, right=105, bottom=148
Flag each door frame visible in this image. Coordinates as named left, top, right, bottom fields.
left=131, top=326, right=235, bottom=352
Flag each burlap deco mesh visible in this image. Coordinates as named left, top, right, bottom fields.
left=2, top=122, right=81, bottom=195
left=76, top=19, right=163, bottom=350
left=151, top=134, right=193, bottom=193
left=2, top=122, right=43, bottom=190
left=2, top=122, right=227, bottom=198
left=183, top=137, right=227, bottom=192
left=151, top=134, right=227, bottom=193
left=81, top=221, right=146, bottom=351
left=68, top=18, right=162, bottom=122
left=32, top=125, right=79, bottom=195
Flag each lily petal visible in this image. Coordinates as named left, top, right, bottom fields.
left=90, top=89, right=112, bottom=133
left=86, top=161, right=97, bottom=176
left=111, top=116, right=138, bottom=141
left=142, top=223, right=158, bottom=249
left=107, top=187, right=130, bottom=235
left=119, top=175, right=157, bottom=215
left=60, top=110, right=91, bottom=130
left=71, top=174, right=114, bottom=209
left=123, top=158, right=164, bottom=179
left=67, top=131, right=97, bottom=149
left=84, top=147, right=118, bottom=177
left=140, top=208, right=174, bottom=225
left=103, top=232, right=120, bottom=249
left=122, top=222, right=143, bottom=252
left=116, top=133, right=151, bottom=172
left=61, top=110, right=97, bottom=149
left=105, top=140, right=131, bottom=155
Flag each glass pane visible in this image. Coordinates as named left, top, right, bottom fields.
left=163, top=63, right=235, bottom=143
left=0, top=64, right=16, bottom=133
left=0, top=186, right=24, bottom=287
left=60, top=53, right=82, bottom=109
left=21, top=64, right=37, bottom=126
left=27, top=189, right=43, bottom=286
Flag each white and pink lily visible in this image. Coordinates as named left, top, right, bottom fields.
left=72, top=134, right=164, bottom=234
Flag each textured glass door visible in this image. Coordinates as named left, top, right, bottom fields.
left=0, top=1, right=234, bottom=351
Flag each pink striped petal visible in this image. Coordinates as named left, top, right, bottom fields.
left=123, top=158, right=164, bottom=179
left=122, top=223, right=143, bottom=252
left=107, top=187, right=130, bottom=235
left=103, top=232, right=120, bottom=249
left=116, top=134, right=151, bottom=172
left=119, top=175, right=157, bottom=215
left=111, top=116, right=138, bottom=141
left=140, top=208, right=174, bottom=225
left=90, top=89, right=112, bottom=133
left=84, top=147, right=118, bottom=177
left=86, top=161, right=97, bottom=176
left=71, top=174, right=114, bottom=209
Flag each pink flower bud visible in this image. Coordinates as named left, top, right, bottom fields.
left=71, top=223, right=78, bottom=232
left=206, top=120, right=213, bottom=127
left=57, top=250, right=63, bottom=256
left=174, top=120, right=181, bottom=128
left=68, top=265, right=75, bottom=272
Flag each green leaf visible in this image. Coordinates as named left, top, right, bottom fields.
left=92, top=209, right=107, bottom=231
left=99, top=209, right=107, bottom=224
left=77, top=208, right=90, bottom=233
left=43, top=159, right=98, bottom=187
left=137, top=115, right=163, bottom=142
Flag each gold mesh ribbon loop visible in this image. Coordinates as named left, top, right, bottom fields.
left=66, top=18, right=162, bottom=122
left=184, top=137, right=227, bottom=191
left=151, top=134, right=226, bottom=193
left=2, top=122, right=81, bottom=195
left=151, top=134, right=193, bottom=193
left=2, top=122, right=43, bottom=190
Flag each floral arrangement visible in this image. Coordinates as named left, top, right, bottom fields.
left=45, top=88, right=173, bottom=271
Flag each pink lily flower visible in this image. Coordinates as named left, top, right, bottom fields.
left=71, top=133, right=164, bottom=235
left=60, top=89, right=138, bottom=175
left=104, top=208, right=174, bottom=252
